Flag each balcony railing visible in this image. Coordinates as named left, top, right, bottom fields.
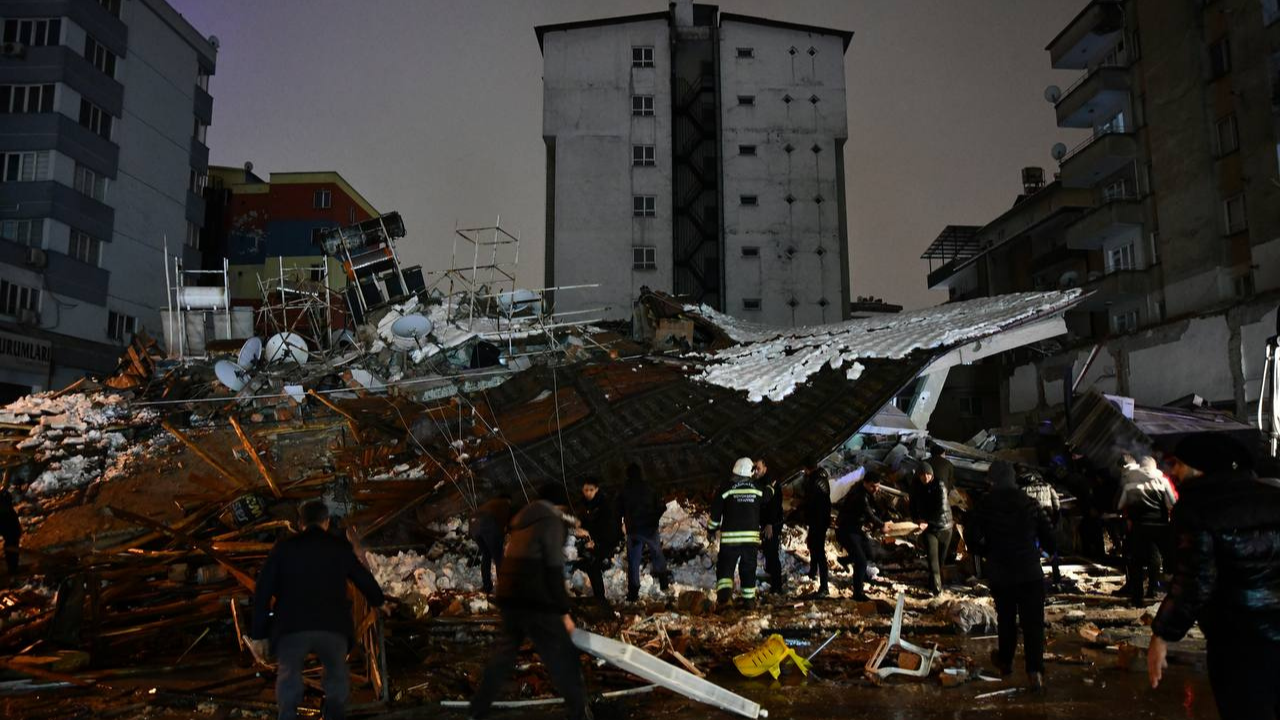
left=1056, top=56, right=1129, bottom=106
left=1061, top=126, right=1125, bottom=164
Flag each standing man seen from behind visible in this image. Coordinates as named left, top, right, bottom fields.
left=621, top=463, right=669, bottom=602
left=469, top=494, right=513, bottom=596
left=756, top=459, right=787, bottom=596
left=911, top=462, right=954, bottom=596
left=1119, top=455, right=1177, bottom=607
left=836, top=469, right=892, bottom=601
left=1018, top=466, right=1062, bottom=587
left=970, top=461, right=1054, bottom=691
left=575, top=477, right=620, bottom=607
left=0, top=490, right=20, bottom=580
left=472, top=483, right=591, bottom=720
left=710, top=457, right=772, bottom=608
left=802, top=467, right=833, bottom=597
left=250, top=500, right=390, bottom=720
left=1148, top=434, right=1280, bottom=720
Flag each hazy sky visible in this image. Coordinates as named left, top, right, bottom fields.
left=170, top=0, right=1087, bottom=310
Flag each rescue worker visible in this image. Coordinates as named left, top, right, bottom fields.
left=836, top=470, right=892, bottom=601
left=1018, top=466, right=1062, bottom=585
left=469, top=494, right=513, bottom=595
left=575, top=477, right=620, bottom=605
left=910, top=461, right=954, bottom=596
left=1119, top=455, right=1176, bottom=606
left=801, top=468, right=833, bottom=597
left=0, top=490, right=19, bottom=578
left=621, top=463, right=669, bottom=602
left=1148, top=433, right=1280, bottom=720
left=709, top=457, right=772, bottom=607
left=472, top=484, right=591, bottom=720
left=756, top=459, right=787, bottom=595
left=250, top=501, right=390, bottom=720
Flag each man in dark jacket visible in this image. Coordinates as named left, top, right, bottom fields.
left=836, top=470, right=892, bottom=601
left=470, top=495, right=513, bottom=595
left=472, top=484, right=590, bottom=720
left=575, top=477, right=620, bottom=605
left=802, top=468, right=833, bottom=597
left=621, top=463, right=669, bottom=602
left=756, top=459, right=787, bottom=595
left=969, top=461, right=1054, bottom=690
left=1148, top=433, right=1280, bottom=720
left=910, top=462, right=954, bottom=595
left=0, top=490, right=19, bottom=578
left=710, top=457, right=772, bottom=606
left=250, top=501, right=389, bottom=720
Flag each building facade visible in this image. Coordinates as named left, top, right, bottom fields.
left=203, top=166, right=380, bottom=304
left=538, top=1, right=853, bottom=326
left=920, top=0, right=1280, bottom=436
left=0, top=0, right=215, bottom=399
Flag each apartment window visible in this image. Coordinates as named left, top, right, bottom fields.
left=1223, top=193, right=1247, bottom=234
left=69, top=230, right=101, bottom=266
left=314, top=188, right=332, bottom=209
left=1214, top=114, right=1239, bottom=156
left=1, top=219, right=42, bottom=247
left=1209, top=37, right=1231, bottom=79
left=742, top=298, right=762, bottom=311
left=736, top=47, right=754, bottom=58
left=1107, top=242, right=1135, bottom=272
left=632, top=245, right=656, bottom=270
left=74, top=163, right=108, bottom=202
left=193, top=118, right=208, bottom=144
left=632, top=144, right=656, bottom=166
left=1265, top=0, right=1280, bottom=26
left=107, top=310, right=137, bottom=342
left=1149, top=231, right=1161, bottom=265
left=632, top=195, right=656, bottom=217
left=84, top=35, right=117, bottom=78
left=0, top=280, right=40, bottom=318
left=2, top=151, right=51, bottom=182
left=741, top=246, right=760, bottom=258
left=1098, top=111, right=1125, bottom=135
left=739, top=195, right=758, bottom=206
left=1101, top=179, right=1131, bottom=202
left=3, top=18, right=61, bottom=46
left=1111, top=309, right=1139, bottom=334
left=631, top=95, right=654, bottom=116
left=79, top=98, right=113, bottom=140
left=738, top=144, right=757, bottom=156
left=631, top=46, right=654, bottom=68
left=0, top=84, right=54, bottom=114
left=185, top=222, right=201, bottom=249
left=97, top=0, right=122, bottom=17
left=737, top=95, right=756, bottom=106
left=188, top=168, right=207, bottom=194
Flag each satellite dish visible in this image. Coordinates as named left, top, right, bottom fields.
left=391, top=314, right=434, bottom=339
left=1051, top=142, right=1068, bottom=161
left=237, top=336, right=263, bottom=368
left=214, top=360, right=249, bottom=392
left=1058, top=270, right=1080, bottom=289
left=264, top=332, right=309, bottom=365
left=1044, top=85, right=1061, bottom=104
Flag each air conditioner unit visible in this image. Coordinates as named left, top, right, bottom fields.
left=17, top=308, right=39, bottom=327
left=24, top=247, right=47, bottom=269
left=1, top=42, right=26, bottom=58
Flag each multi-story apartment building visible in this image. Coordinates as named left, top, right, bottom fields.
left=202, top=165, right=380, bottom=304
left=538, top=0, right=853, bottom=326
left=920, top=0, right=1280, bottom=436
left=0, top=0, right=215, bottom=399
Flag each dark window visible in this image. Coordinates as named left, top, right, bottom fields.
left=1, top=219, right=42, bottom=247
left=736, top=47, right=754, bottom=58
left=741, top=246, right=760, bottom=258
left=738, top=144, right=756, bottom=156
left=632, top=144, right=656, bottom=166
left=740, top=195, right=758, bottom=206
left=959, top=396, right=984, bottom=417
left=1215, top=114, right=1239, bottom=156
left=631, top=95, right=654, bottom=116
left=97, top=0, right=121, bottom=17
left=0, top=279, right=40, bottom=317
left=1209, top=37, right=1231, bottom=79
left=4, top=18, right=60, bottom=46
left=742, top=298, right=761, bottom=311
left=632, top=246, right=656, bottom=270
left=633, top=195, right=656, bottom=217
left=84, top=35, right=117, bottom=78
left=314, top=189, right=332, bottom=209
left=79, top=98, right=113, bottom=139
left=69, top=230, right=101, bottom=265
left=107, top=310, right=137, bottom=342
left=737, top=95, right=755, bottom=106
left=631, top=46, right=654, bottom=68
left=0, top=84, right=54, bottom=113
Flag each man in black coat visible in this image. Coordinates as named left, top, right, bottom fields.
left=0, top=490, right=20, bottom=578
left=250, top=501, right=389, bottom=720
left=910, top=462, right=954, bottom=596
left=472, top=484, right=591, bottom=720
left=1148, top=433, right=1280, bottom=720
left=470, top=495, right=513, bottom=595
left=969, top=461, right=1054, bottom=690
left=575, top=477, right=620, bottom=605
left=802, top=468, right=833, bottom=597
left=836, top=470, right=892, bottom=601
left=756, top=459, right=787, bottom=595
left=621, top=463, right=669, bottom=602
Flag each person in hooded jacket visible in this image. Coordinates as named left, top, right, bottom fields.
left=802, top=467, right=833, bottom=597
left=836, top=469, right=892, bottom=601
left=1148, top=434, right=1280, bottom=720
left=472, top=484, right=591, bottom=720
left=621, top=463, right=669, bottom=602
left=574, top=477, right=620, bottom=606
left=969, top=461, right=1055, bottom=691
left=910, top=461, right=954, bottom=595
left=469, top=495, right=513, bottom=595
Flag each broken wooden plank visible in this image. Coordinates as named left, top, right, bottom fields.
left=161, top=421, right=252, bottom=491
left=229, top=415, right=282, bottom=498
left=104, top=506, right=256, bottom=592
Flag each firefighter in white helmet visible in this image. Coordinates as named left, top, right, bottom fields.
left=708, top=457, right=773, bottom=607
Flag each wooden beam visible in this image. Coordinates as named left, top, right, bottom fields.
left=105, top=506, right=257, bottom=592
left=228, top=416, right=282, bottom=498
left=307, top=390, right=363, bottom=442
left=162, top=421, right=251, bottom=491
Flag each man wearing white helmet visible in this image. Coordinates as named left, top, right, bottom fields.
left=709, top=457, right=773, bottom=607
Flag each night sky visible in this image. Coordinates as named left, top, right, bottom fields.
left=169, top=0, right=1087, bottom=311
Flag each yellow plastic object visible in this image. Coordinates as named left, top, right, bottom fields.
left=733, top=634, right=812, bottom=679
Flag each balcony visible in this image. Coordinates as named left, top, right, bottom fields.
left=0, top=180, right=114, bottom=241
left=0, top=113, right=118, bottom=178
left=194, top=87, right=214, bottom=124
left=1030, top=243, right=1086, bottom=274
left=1055, top=64, right=1131, bottom=128
left=1047, top=0, right=1126, bottom=70
left=1065, top=197, right=1142, bottom=250
left=1058, top=130, right=1137, bottom=188
left=1077, top=267, right=1155, bottom=311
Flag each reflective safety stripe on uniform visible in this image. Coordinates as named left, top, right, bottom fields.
left=721, top=531, right=761, bottom=544
left=722, top=488, right=763, bottom=498
left=716, top=577, right=734, bottom=591
left=716, top=545, right=758, bottom=598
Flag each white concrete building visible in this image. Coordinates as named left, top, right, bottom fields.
left=0, top=0, right=215, bottom=398
left=538, top=2, right=852, bottom=326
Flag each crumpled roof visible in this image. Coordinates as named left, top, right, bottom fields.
left=687, top=290, right=1083, bottom=402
